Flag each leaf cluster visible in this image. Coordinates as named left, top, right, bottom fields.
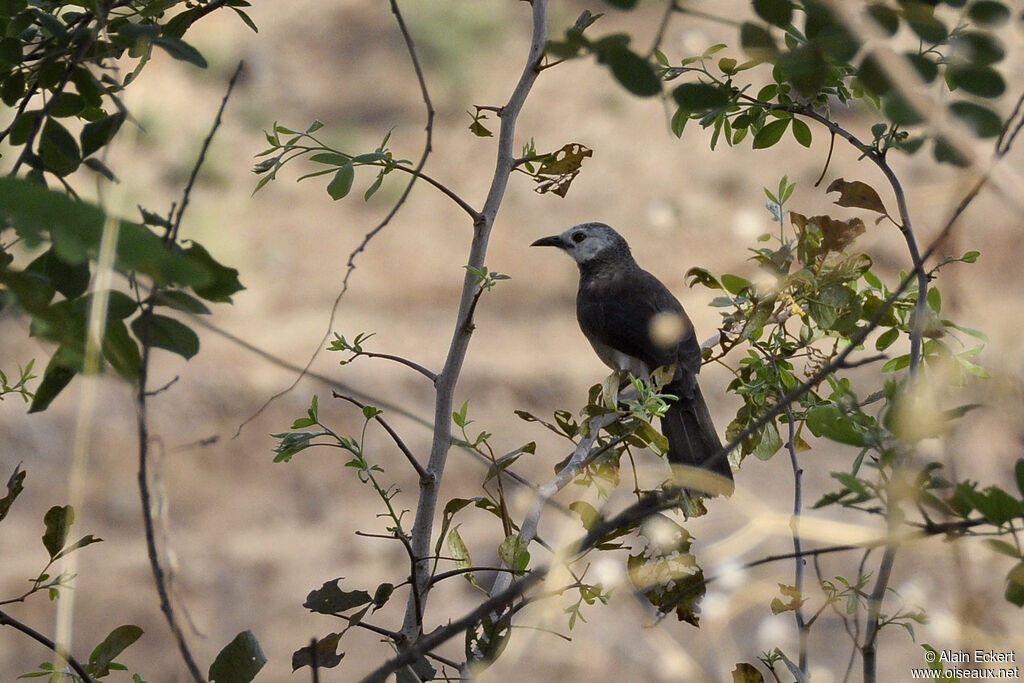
left=653, top=0, right=1013, bottom=164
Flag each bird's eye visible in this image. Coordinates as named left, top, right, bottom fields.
left=571, top=231, right=587, bottom=243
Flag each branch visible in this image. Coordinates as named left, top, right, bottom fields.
left=130, top=63, right=248, bottom=683
left=136, top=298, right=205, bottom=683
left=170, top=61, right=244, bottom=242
left=399, top=0, right=550, bottom=642
left=0, top=609, right=94, bottom=682
left=333, top=393, right=428, bottom=480
left=372, top=161, right=480, bottom=220
left=489, top=408, right=632, bottom=599
left=345, top=351, right=437, bottom=383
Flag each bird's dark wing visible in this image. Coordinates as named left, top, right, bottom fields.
left=576, top=265, right=701, bottom=381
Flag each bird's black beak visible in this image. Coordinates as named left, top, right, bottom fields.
left=530, top=235, right=565, bottom=248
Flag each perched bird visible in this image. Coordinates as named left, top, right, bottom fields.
left=531, top=222, right=734, bottom=494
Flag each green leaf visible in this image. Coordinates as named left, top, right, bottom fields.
left=182, top=242, right=244, bottom=303
left=10, top=109, right=42, bottom=146
left=1006, top=562, right=1024, bottom=607
left=948, top=64, right=1006, bottom=97
left=271, top=431, right=317, bottom=462
left=672, top=82, right=731, bottom=111
left=153, top=289, right=212, bottom=315
left=985, top=539, right=1022, bottom=559
left=952, top=30, right=1006, bottom=66
left=309, top=152, right=350, bottom=166
left=933, top=135, right=969, bottom=167
left=42, top=505, right=74, bottom=560
left=882, top=353, right=911, bottom=374
left=905, top=52, right=938, bottom=83
left=883, top=91, right=924, bottom=126
left=49, top=92, right=84, bottom=118
left=131, top=314, right=199, bottom=360
left=753, top=0, right=793, bottom=27
left=752, top=119, right=789, bottom=149
left=866, top=3, right=899, bottom=36
left=327, top=162, right=355, bottom=200
left=152, top=36, right=208, bottom=68
left=949, top=101, right=1003, bottom=138
left=806, top=404, right=867, bottom=447
left=967, top=486, right=1022, bottom=525
left=89, top=625, right=144, bottom=678
left=303, top=579, right=372, bottom=615
left=36, top=247, right=90, bottom=299
left=740, top=22, right=778, bottom=61
left=927, top=286, right=941, bottom=314
left=0, top=178, right=212, bottom=287
left=0, top=464, right=26, bottom=524
left=1016, top=458, right=1024, bottom=497
left=791, top=118, right=812, bottom=147
left=685, top=267, right=723, bottom=290
left=905, top=5, right=948, bottom=42
left=81, top=112, right=126, bottom=158
left=29, top=347, right=79, bottom=413
left=52, top=533, right=102, bottom=561
left=397, top=655, right=437, bottom=683
left=752, top=420, right=783, bottom=460
left=601, top=46, right=661, bottom=97
left=435, top=497, right=473, bottom=558
left=40, top=118, right=81, bottom=177
left=208, top=631, right=266, bottom=683
left=102, top=319, right=142, bottom=379
left=875, top=327, right=899, bottom=351
left=858, top=53, right=892, bottom=95
left=720, top=273, right=750, bottom=295
left=968, top=1, right=1011, bottom=26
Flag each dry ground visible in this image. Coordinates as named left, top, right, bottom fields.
left=2, top=1, right=1024, bottom=681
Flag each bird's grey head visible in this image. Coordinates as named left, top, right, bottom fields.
left=530, top=222, right=632, bottom=265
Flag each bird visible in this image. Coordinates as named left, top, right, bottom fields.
left=531, top=222, right=734, bottom=495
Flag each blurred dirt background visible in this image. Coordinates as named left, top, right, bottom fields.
left=2, top=1, right=1024, bottom=681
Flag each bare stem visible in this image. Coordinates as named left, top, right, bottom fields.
left=399, top=0, right=550, bottom=643
left=170, top=62, right=244, bottom=242
left=347, top=351, right=438, bottom=383
left=332, top=392, right=429, bottom=480
left=0, top=609, right=94, bottom=682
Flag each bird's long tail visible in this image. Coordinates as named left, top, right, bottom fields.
left=660, top=383, right=734, bottom=496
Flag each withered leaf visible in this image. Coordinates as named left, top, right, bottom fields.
left=826, top=178, right=888, bottom=215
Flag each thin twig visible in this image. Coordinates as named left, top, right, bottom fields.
left=646, top=0, right=680, bottom=59
left=0, top=609, right=94, bottom=682
left=170, top=61, right=244, bottom=242
left=134, top=61, right=247, bottom=683
left=488, top=409, right=634, bottom=599
left=345, top=351, right=438, bottom=383
left=333, top=393, right=429, bottom=480
left=761, top=343, right=808, bottom=675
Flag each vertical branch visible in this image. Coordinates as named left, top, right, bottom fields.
left=136, top=307, right=205, bottom=683
left=762, top=344, right=809, bottom=675
left=135, top=64, right=242, bottom=683
left=400, top=0, right=550, bottom=642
